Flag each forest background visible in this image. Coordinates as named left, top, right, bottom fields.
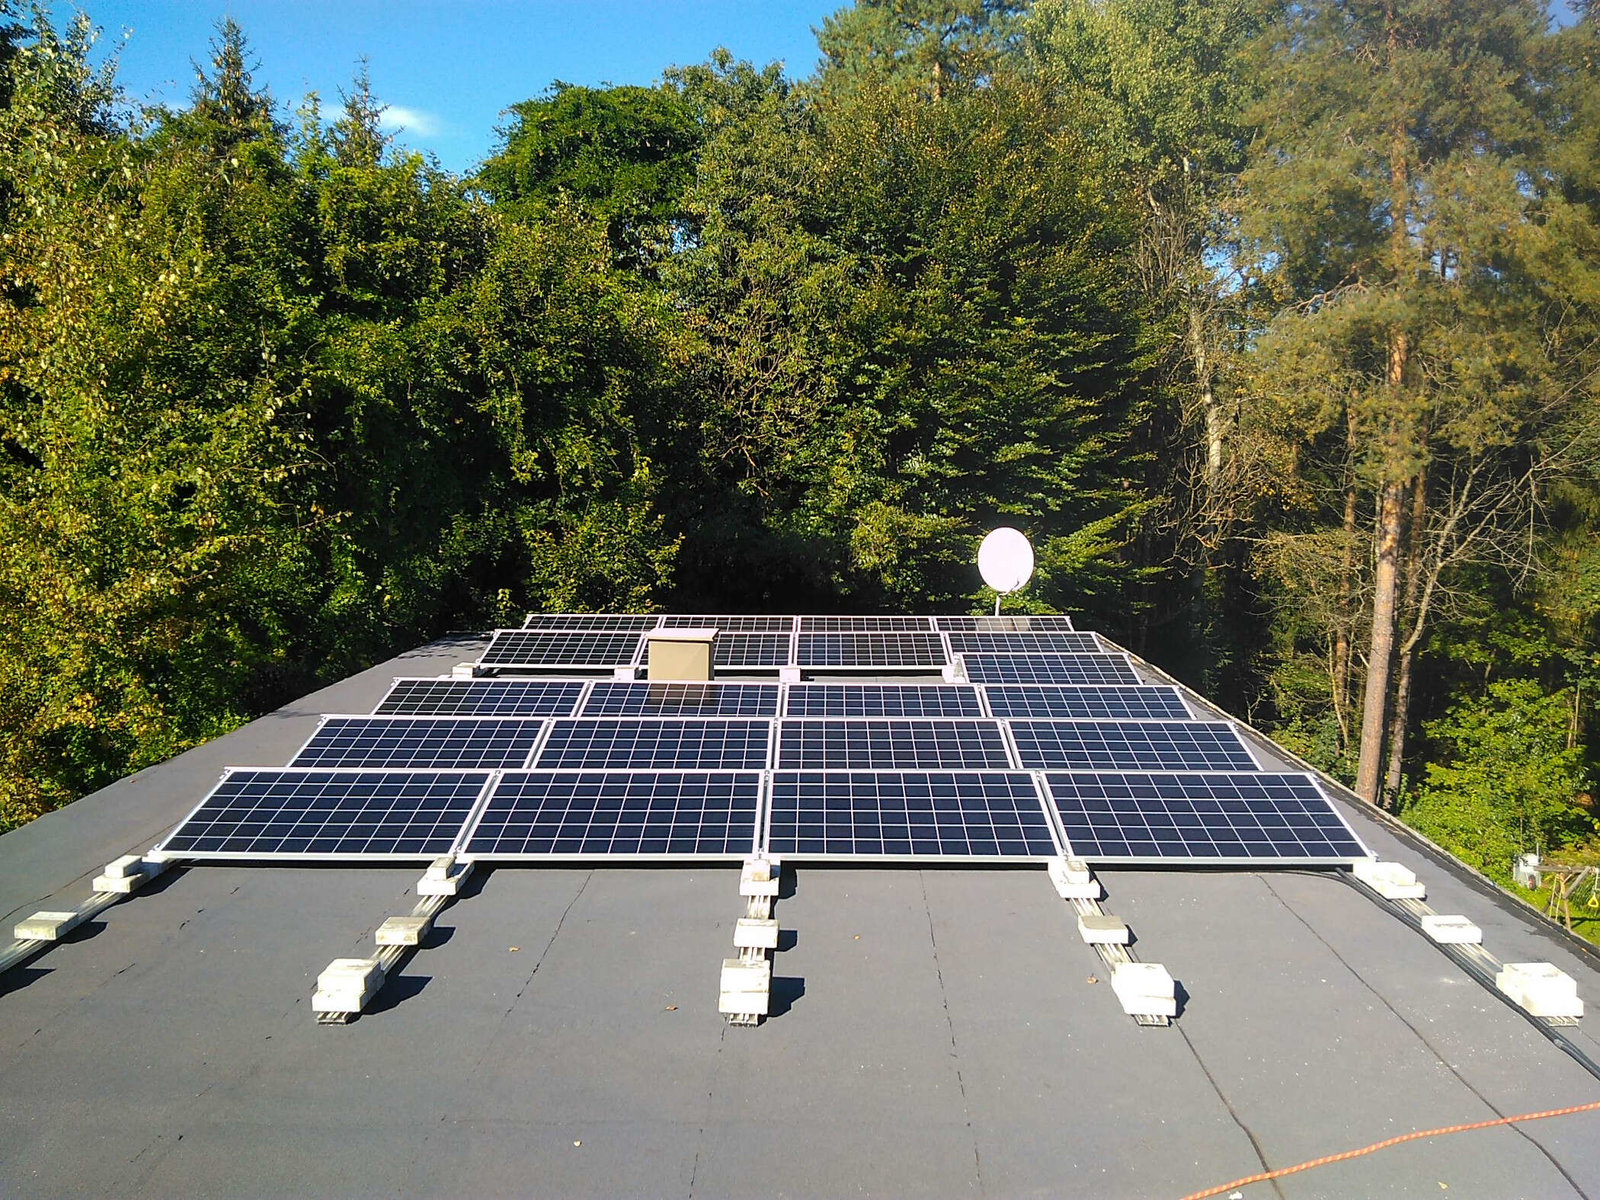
left=3, top=0, right=1600, bottom=916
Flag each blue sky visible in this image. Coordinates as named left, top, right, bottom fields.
left=55, top=1, right=841, bottom=173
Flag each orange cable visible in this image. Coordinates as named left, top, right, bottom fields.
left=1179, top=1099, right=1600, bottom=1200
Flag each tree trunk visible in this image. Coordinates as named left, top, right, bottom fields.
left=1382, top=467, right=1428, bottom=807
left=1190, top=305, right=1222, bottom=496
left=1356, top=476, right=1405, bottom=803
left=1332, top=458, right=1358, bottom=751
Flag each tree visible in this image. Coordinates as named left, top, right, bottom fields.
left=0, top=16, right=326, bottom=823
left=671, top=67, right=1155, bottom=617
left=1025, top=0, right=1268, bottom=680
left=477, top=82, right=699, bottom=270
left=816, top=0, right=1025, bottom=98
left=1236, top=0, right=1586, bottom=804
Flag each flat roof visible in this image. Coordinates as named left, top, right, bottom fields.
left=3, top=632, right=1600, bottom=1197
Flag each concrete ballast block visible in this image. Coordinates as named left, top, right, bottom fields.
left=733, top=917, right=780, bottom=950
left=92, top=872, right=142, bottom=894
left=1048, top=858, right=1101, bottom=899
left=1077, top=914, right=1130, bottom=945
left=376, top=915, right=433, bottom=947
left=1111, top=962, right=1177, bottom=1018
left=1421, top=914, right=1482, bottom=945
left=312, top=958, right=386, bottom=1013
left=102, top=854, right=145, bottom=880
left=718, top=957, right=772, bottom=1015
left=418, top=856, right=467, bottom=896
left=14, top=911, right=84, bottom=941
left=739, top=859, right=780, bottom=898
left=1497, top=962, right=1583, bottom=1019
left=1352, top=858, right=1427, bottom=900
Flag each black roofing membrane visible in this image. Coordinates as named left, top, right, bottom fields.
left=3, top=632, right=1600, bottom=1198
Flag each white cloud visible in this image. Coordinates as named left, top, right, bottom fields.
left=379, top=105, right=444, bottom=139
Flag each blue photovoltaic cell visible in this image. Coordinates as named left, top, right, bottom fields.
left=784, top=684, right=984, bottom=718
left=291, top=717, right=546, bottom=770
left=660, top=615, right=796, bottom=632
left=712, top=633, right=794, bottom=668
left=580, top=681, right=779, bottom=717
left=534, top=718, right=770, bottom=770
left=945, top=631, right=1101, bottom=656
left=522, top=613, right=661, bottom=631
left=479, top=629, right=643, bottom=667
left=798, top=616, right=937, bottom=632
left=464, top=770, right=761, bottom=858
left=797, top=632, right=948, bottom=668
left=776, top=719, right=1011, bottom=769
left=374, top=679, right=583, bottom=717
left=1008, top=720, right=1257, bottom=772
left=766, top=771, right=1058, bottom=859
left=983, top=685, right=1192, bottom=720
left=1043, top=771, right=1370, bottom=863
left=158, top=769, right=489, bottom=859
left=959, top=653, right=1139, bottom=686
left=934, top=615, right=1076, bottom=632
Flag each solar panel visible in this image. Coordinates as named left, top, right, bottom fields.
left=983, top=685, right=1193, bottom=720
left=766, top=771, right=1060, bottom=859
left=522, top=613, right=661, bottom=631
left=959, top=653, right=1139, bottom=685
left=934, top=615, right=1076, bottom=631
left=946, top=631, right=1102, bottom=656
left=534, top=718, right=770, bottom=770
left=156, top=769, right=490, bottom=859
left=713, top=633, right=794, bottom=668
left=797, top=632, right=948, bottom=668
left=479, top=629, right=643, bottom=668
left=1008, top=720, right=1259, bottom=771
left=289, top=716, right=546, bottom=770
left=1042, top=771, right=1371, bottom=863
left=464, top=771, right=761, bottom=859
left=581, top=681, right=779, bottom=717
left=798, top=616, right=936, bottom=632
left=784, top=684, right=984, bottom=717
left=776, top=719, right=1011, bottom=769
left=373, top=679, right=584, bottom=717
left=660, top=615, right=796, bottom=632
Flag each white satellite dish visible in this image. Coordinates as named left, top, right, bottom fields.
left=978, top=527, right=1034, bottom=614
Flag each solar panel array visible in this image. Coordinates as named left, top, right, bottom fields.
left=156, top=615, right=1370, bottom=867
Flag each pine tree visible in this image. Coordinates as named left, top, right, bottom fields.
left=1238, top=0, right=1582, bottom=803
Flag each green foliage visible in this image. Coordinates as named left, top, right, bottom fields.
left=816, top=0, right=1025, bottom=97
left=3, top=0, right=1600, bottom=889
left=671, top=67, right=1155, bottom=617
left=0, top=12, right=682, bottom=829
left=477, top=82, right=699, bottom=269
left=1403, top=680, right=1594, bottom=879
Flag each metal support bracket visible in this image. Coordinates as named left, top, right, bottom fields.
left=313, top=857, right=474, bottom=1025
left=1, top=853, right=171, bottom=978
left=721, top=855, right=782, bottom=1025
left=1046, top=856, right=1176, bottom=1026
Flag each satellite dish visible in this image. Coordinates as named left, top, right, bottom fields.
left=978, top=527, right=1034, bottom=613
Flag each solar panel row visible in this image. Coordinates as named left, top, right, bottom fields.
left=477, top=628, right=1117, bottom=673
left=159, top=765, right=1368, bottom=864
left=518, top=614, right=1080, bottom=633
left=373, top=678, right=1196, bottom=721
left=290, top=712, right=1259, bottom=774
